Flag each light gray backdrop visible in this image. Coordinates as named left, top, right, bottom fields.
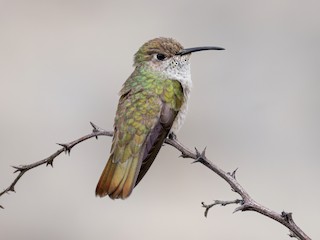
left=1, top=0, right=319, bottom=239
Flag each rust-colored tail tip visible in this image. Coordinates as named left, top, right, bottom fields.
left=95, top=185, right=131, bottom=200
left=95, top=187, right=107, bottom=198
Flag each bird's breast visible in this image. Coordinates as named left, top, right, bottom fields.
left=171, top=79, right=192, bottom=133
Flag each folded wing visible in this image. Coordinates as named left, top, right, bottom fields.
left=95, top=91, right=178, bottom=199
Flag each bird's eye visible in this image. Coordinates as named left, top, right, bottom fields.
left=156, top=53, right=166, bottom=61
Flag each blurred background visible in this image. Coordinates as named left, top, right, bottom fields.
left=0, top=0, right=319, bottom=239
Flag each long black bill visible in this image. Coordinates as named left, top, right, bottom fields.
left=176, top=46, right=225, bottom=56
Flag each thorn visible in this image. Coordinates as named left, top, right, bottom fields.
left=90, top=122, right=100, bottom=139
left=233, top=205, right=244, bottom=213
left=46, top=159, right=54, bottom=167
left=57, top=143, right=71, bottom=155
left=228, top=168, right=238, bottom=179
left=0, top=205, right=4, bottom=209
left=201, top=202, right=211, bottom=218
left=8, top=186, right=15, bottom=193
left=204, top=211, right=209, bottom=218
left=281, top=211, right=293, bottom=223
left=12, top=165, right=23, bottom=173
left=90, top=121, right=98, bottom=131
left=191, top=158, right=201, bottom=164
left=195, top=147, right=200, bottom=157
left=193, top=147, right=207, bottom=163
left=232, top=168, right=238, bottom=179
left=201, top=147, right=207, bottom=158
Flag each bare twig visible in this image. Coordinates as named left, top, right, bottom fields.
left=164, top=137, right=311, bottom=240
left=201, top=199, right=243, bottom=217
left=0, top=123, right=311, bottom=240
left=0, top=122, right=113, bottom=206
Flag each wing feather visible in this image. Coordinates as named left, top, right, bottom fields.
left=135, top=103, right=177, bottom=186
left=96, top=79, right=183, bottom=199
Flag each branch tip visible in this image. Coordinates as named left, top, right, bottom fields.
left=201, top=202, right=212, bottom=217
left=12, top=165, right=23, bottom=173
left=233, top=205, right=243, bottom=213
left=0, top=122, right=115, bottom=210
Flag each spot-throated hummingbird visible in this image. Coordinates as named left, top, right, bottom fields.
left=96, top=37, right=224, bottom=199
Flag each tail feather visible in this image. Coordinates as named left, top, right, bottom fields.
left=95, top=156, right=114, bottom=197
left=109, top=158, right=132, bottom=198
left=95, top=153, right=141, bottom=199
left=121, top=154, right=142, bottom=198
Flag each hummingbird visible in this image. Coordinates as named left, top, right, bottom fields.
left=96, top=37, right=224, bottom=199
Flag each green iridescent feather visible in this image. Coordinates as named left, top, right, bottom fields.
left=96, top=65, right=184, bottom=199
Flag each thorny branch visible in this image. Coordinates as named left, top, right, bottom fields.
left=0, top=122, right=311, bottom=240
left=0, top=123, right=112, bottom=202
left=201, top=199, right=243, bottom=217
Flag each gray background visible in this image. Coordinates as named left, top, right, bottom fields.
left=1, top=0, right=319, bottom=239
